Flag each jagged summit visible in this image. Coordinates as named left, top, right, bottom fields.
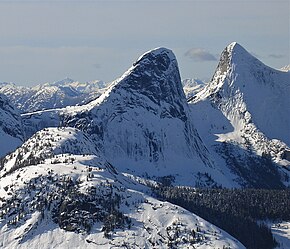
left=193, top=42, right=289, bottom=103
left=224, top=42, right=253, bottom=58
left=218, top=42, right=289, bottom=80
left=227, top=42, right=246, bottom=54
left=111, top=47, right=185, bottom=106
left=225, top=42, right=268, bottom=71
left=134, top=47, right=177, bottom=65
left=61, top=46, right=187, bottom=120
left=212, top=42, right=257, bottom=79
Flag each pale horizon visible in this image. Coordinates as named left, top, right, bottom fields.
left=0, top=0, right=289, bottom=86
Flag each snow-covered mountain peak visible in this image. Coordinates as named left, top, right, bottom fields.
left=215, top=42, right=256, bottom=77
left=52, top=48, right=218, bottom=185
left=51, top=77, right=75, bottom=86
left=135, top=47, right=176, bottom=65
left=66, top=46, right=187, bottom=118
left=0, top=78, right=107, bottom=113
left=110, top=47, right=185, bottom=107
left=227, top=41, right=246, bottom=54
left=189, top=42, right=290, bottom=183
left=193, top=42, right=289, bottom=102
left=0, top=82, right=16, bottom=87
left=182, top=78, right=206, bottom=99
left=225, top=42, right=254, bottom=60
left=182, top=78, right=204, bottom=88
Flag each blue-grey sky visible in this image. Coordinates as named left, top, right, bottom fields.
left=0, top=0, right=289, bottom=86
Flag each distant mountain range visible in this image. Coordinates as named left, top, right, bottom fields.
left=0, top=77, right=203, bottom=114
left=0, top=78, right=107, bottom=114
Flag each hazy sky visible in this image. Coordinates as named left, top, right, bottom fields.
left=0, top=0, right=289, bottom=86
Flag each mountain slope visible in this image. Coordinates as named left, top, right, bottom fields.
left=0, top=127, right=99, bottom=176
left=0, top=127, right=245, bottom=249
left=23, top=47, right=242, bottom=187
left=189, top=42, right=290, bottom=188
left=0, top=94, right=24, bottom=157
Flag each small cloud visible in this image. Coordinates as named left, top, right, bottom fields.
left=185, top=48, right=217, bottom=62
left=268, top=54, right=285, bottom=59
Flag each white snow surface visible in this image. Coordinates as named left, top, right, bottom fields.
left=270, top=221, right=290, bottom=249
left=0, top=127, right=99, bottom=177
left=0, top=127, right=245, bottom=249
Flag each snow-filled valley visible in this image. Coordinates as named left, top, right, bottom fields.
left=0, top=42, right=289, bottom=248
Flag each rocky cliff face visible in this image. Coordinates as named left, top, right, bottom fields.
left=0, top=94, right=24, bottom=157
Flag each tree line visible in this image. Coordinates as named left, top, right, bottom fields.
left=153, top=187, right=290, bottom=249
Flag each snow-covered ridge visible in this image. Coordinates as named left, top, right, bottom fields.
left=0, top=162, right=244, bottom=248
left=0, top=74, right=201, bottom=115
left=0, top=127, right=245, bottom=248
left=0, top=127, right=100, bottom=177
left=135, top=47, right=177, bottom=64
